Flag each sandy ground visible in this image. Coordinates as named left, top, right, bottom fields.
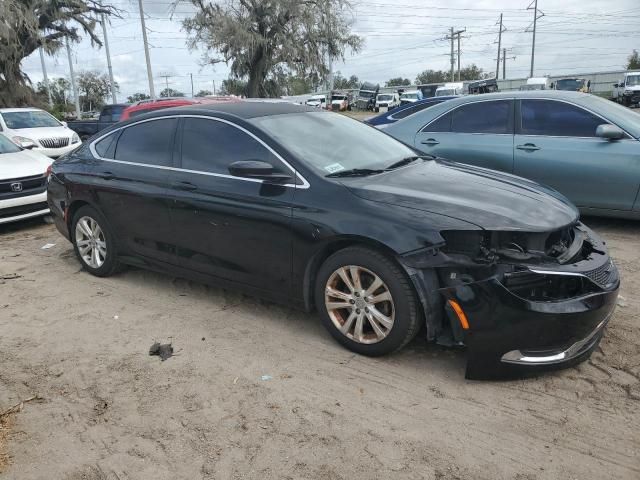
left=0, top=216, right=638, bottom=480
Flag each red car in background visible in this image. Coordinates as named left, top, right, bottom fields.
left=120, top=96, right=241, bottom=121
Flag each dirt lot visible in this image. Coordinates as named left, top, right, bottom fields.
left=0, top=217, right=638, bottom=480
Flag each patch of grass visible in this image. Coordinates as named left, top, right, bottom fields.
left=0, top=414, right=13, bottom=473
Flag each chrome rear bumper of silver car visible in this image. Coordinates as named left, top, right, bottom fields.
left=500, top=308, right=614, bottom=366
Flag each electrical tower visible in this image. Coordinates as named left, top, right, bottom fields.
left=446, top=28, right=466, bottom=82
left=527, top=0, right=544, bottom=77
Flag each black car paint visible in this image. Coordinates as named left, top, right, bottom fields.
left=47, top=103, right=618, bottom=379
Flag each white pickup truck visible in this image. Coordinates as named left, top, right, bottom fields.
left=613, top=72, right=640, bottom=106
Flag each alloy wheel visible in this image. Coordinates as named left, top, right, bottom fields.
left=324, top=265, right=395, bottom=344
left=75, top=216, right=107, bottom=269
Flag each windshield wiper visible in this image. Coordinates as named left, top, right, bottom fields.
left=384, top=155, right=431, bottom=171
left=325, top=168, right=386, bottom=178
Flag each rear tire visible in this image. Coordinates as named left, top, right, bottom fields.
left=71, top=205, right=120, bottom=277
left=315, top=246, right=421, bottom=356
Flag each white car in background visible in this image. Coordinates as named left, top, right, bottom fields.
left=0, top=134, right=52, bottom=225
left=399, top=90, right=423, bottom=105
left=305, top=94, right=327, bottom=109
left=0, top=108, right=81, bottom=158
left=375, top=93, right=400, bottom=111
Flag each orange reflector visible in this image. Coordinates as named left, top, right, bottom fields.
left=448, top=299, right=469, bottom=330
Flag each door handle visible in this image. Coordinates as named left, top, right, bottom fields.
left=516, top=143, right=541, bottom=151
left=171, top=181, right=198, bottom=191
left=98, top=171, right=114, bottom=180
left=421, top=138, right=440, bottom=146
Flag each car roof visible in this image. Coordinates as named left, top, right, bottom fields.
left=0, top=107, right=46, bottom=113
left=159, top=100, right=318, bottom=119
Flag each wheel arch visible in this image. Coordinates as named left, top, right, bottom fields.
left=302, top=235, right=408, bottom=312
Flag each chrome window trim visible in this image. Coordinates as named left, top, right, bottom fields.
left=89, top=114, right=310, bottom=189
left=419, top=98, right=513, bottom=134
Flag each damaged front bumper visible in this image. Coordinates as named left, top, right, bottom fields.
left=401, top=223, right=619, bottom=380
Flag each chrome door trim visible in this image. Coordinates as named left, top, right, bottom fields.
left=89, top=114, right=310, bottom=189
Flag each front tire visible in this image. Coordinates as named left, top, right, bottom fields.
left=71, top=205, right=120, bottom=277
left=315, top=247, right=421, bottom=356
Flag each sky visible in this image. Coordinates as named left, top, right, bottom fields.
left=21, top=0, right=640, bottom=102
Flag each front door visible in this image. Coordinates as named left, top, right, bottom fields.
left=514, top=99, right=640, bottom=211
left=414, top=99, right=515, bottom=173
left=168, top=116, right=295, bottom=296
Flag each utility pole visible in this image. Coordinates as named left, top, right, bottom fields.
left=212, top=80, right=216, bottom=95
left=101, top=14, right=117, bottom=104
left=495, top=14, right=505, bottom=80
left=65, top=37, right=81, bottom=119
left=449, top=27, right=454, bottom=81
left=159, top=74, right=172, bottom=95
left=39, top=47, right=53, bottom=107
left=527, top=0, right=544, bottom=77
left=138, top=0, right=155, bottom=99
left=457, top=34, right=461, bottom=81
left=190, top=73, right=194, bottom=97
left=446, top=28, right=466, bottom=82
left=501, top=49, right=516, bottom=79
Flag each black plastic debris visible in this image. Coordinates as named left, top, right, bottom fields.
left=149, top=342, right=174, bottom=361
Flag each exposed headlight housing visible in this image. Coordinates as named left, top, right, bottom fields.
left=72, top=132, right=81, bottom=143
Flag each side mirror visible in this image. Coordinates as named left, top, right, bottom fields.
left=228, top=160, right=293, bottom=183
left=613, top=83, right=619, bottom=88
left=61, top=121, right=68, bottom=127
left=596, top=124, right=625, bottom=141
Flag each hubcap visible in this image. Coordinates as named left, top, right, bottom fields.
left=325, top=265, right=395, bottom=344
left=75, top=216, right=107, bottom=269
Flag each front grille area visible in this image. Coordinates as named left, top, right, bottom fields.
left=0, top=174, right=47, bottom=199
left=39, top=137, right=69, bottom=149
left=583, top=259, right=617, bottom=287
left=0, top=201, right=49, bottom=220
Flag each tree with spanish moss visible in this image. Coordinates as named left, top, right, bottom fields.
left=0, top=0, right=116, bottom=107
left=178, top=0, right=362, bottom=98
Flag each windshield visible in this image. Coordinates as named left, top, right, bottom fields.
left=402, top=93, right=418, bottom=99
left=555, top=79, right=585, bottom=91
left=2, top=110, right=61, bottom=129
left=332, top=96, right=346, bottom=101
left=626, top=75, right=640, bottom=86
left=377, top=95, right=393, bottom=101
left=359, top=91, right=375, bottom=99
left=250, top=112, right=416, bottom=175
left=436, top=89, right=454, bottom=96
left=0, top=134, right=21, bottom=154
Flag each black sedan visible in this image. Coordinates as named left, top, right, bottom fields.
left=47, top=102, right=619, bottom=379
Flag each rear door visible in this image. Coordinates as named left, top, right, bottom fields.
left=414, top=99, right=515, bottom=173
left=167, top=116, right=295, bottom=295
left=90, top=117, right=177, bottom=261
left=514, top=99, right=640, bottom=210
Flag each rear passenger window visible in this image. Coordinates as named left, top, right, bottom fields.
left=180, top=118, right=282, bottom=175
left=451, top=100, right=511, bottom=134
left=422, top=111, right=452, bottom=132
left=94, top=134, right=116, bottom=158
left=114, top=118, right=177, bottom=166
left=520, top=100, right=603, bottom=137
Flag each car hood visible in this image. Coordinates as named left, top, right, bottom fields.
left=345, top=160, right=579, bottom=232
left=625, top=85, right=640, bottom=91
left=9, top=126, right=73, bottom=141
left=0, top=150, right=52, bottom=180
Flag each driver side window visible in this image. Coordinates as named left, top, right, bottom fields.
left=180, top=118, right=284, bottom=175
